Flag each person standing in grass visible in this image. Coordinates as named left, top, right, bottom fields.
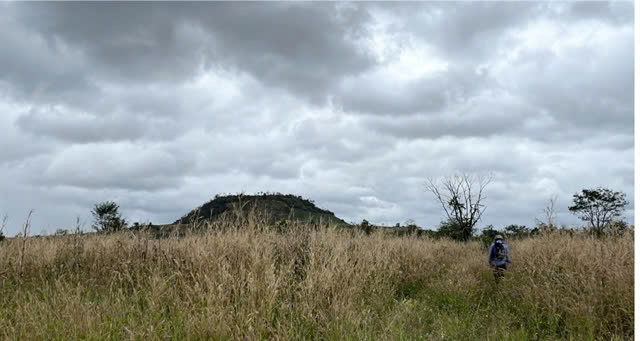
left=489, top=234, right=511, bottom=280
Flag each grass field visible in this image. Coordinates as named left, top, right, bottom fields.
left=0, top=218, right=633, bottom=340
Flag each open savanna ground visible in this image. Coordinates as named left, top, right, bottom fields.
left=0, top=220, right=633, bottom=340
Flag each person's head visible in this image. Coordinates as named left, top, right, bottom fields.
left=494, top=234, right=504, bottom=243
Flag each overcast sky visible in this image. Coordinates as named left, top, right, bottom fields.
left=0, top=2, right=634, bottom=235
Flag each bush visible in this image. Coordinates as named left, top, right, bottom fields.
left=479, top=224, right=500, bottom=248
left=55, top=229, right=69, bottom=236
left=358, top=219, right=374, bottom=235
left=437, top=219, right=474, bottom=241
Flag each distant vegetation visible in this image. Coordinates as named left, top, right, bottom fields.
left=91, top=201, right=127, bottom=233
left=90, top=185, right=629, bottom=241
left=174, top=192, right=349, bottom=227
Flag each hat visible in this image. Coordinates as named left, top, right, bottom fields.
left=494, top=234, right=503, bottom=241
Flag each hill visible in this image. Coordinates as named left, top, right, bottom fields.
left=174, top=193, right=349, bottom=226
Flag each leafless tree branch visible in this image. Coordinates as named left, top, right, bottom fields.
left=425, top=173, right=492, bottom=240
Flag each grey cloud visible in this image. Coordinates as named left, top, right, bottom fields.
left=0, top=10, right=96, bottom=106
left=175, top=113, right=395, bottom=183
left=357, top=82, right=570, bottom=142
left=197, top=2, right=375, bottom=103
left=0, top=108, right=56, bottom=165
left=289, top=115, right=395, bottom=163
left=335, top=65, right=487, bottom=116
left=34, top=143, right=196, bottom=191
left=508, top=28, right=633, bottom=135
left=8, top=2, right=375, bottom=105
left=17, top=108, right=144, bottom=143
left=345, top=3, right=633, bottom=147
left=1, top=1, right=380, bottom=150
left=382, top=2, right=542, bottom=61
left=361, top=105, right=526, bottom=140
left=0, top=2, right=633, bottom=234
left=11, top=2, right=207, bottom=85
left=10, top=65, right=273, bottom=145
left=16, top=106, right=186, bottom=144
left=389, top=2, right=631, bottom=62
left=566, top=1, right=633, bottom=25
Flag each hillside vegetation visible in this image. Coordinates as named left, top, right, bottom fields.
left=0, top=217, right=632, bottom=340
left=174, top=193, right=349, bottom=227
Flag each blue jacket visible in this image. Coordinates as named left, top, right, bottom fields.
left=488, top=242, right=511, bottom=266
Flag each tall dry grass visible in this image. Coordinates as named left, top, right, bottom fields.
left=0, top=218, right=632, bottom=340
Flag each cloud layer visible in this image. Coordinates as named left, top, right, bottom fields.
left=0, top=2, right=633, bottom=235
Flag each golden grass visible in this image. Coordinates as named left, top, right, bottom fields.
left=0, top=219, right=633, bottom=340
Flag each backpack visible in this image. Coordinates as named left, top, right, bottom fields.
left=494, top=242, right=508, bottom=261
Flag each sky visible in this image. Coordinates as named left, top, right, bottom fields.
left=0, top=2, right=634, bottom=236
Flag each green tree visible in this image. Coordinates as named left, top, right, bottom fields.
left=607, top=219, right=630, bottom=236
left=504, top=224, right=534, bottom=239
left=405, top=220, right=419, bottom=235
left=568, top=187, right=628, bottom=235
left=479, top=224, right=500, bottom=248
left=437, top=219, right=474, bottom=241
left=55, top=228, right=69, bottom=236
left=91, top=201, right=127, bottom=233
left=0, top=214, right=6, bottom=242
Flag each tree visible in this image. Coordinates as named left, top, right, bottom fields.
left=479, top=224, right=500, bottom=247
left=607, top=219, right=630, bottom=236
left=405, top=219, right=419, bottom=234
left=55, top=228, right=69, bottom=236
left=426, top=173, right=492, bottom=241
left=533, top=196, right=558, bottom=234
left=504, top=224, right=537, bottom=239
left=568, top=187, right=628, bottom=235
left=358, top=219, right=374, bottom=235
left=91, top=201, right=127, bottom=233
left=542, top=196, right=558, bottom=232
left=0, top=214, right=6, bottom=242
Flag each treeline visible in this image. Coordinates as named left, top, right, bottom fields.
left=12, top=178, right=630, bottom=242
left=421, top=174, right=631, bottom=241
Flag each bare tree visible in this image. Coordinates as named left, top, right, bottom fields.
left=535, top=195, right=558, bottom=233
left=543, top=196, right=557, bottom=227
left=426, top=173, right=492, bottom=241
